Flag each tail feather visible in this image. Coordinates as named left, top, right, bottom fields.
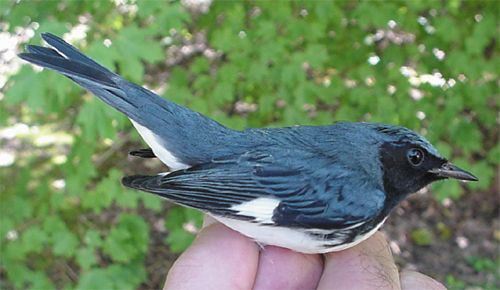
left=41, top=32, right=112, bottom=74
left=22, top=45, right=139, bottom=115
left=19, top=33, right=240, bottom=167
left=18, top=53, right=119, bottom=92
left=26, top=45, right=62, bottom=58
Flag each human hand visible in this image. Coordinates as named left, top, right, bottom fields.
left=164, top=217, right=446, bottom=290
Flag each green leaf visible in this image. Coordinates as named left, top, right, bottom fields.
left=465, top=161, right=494, bottom=190
left=299, top=44, right=328, bottom=68
left=0, top=217, right=14, bottom=242
left=35, top=20, right=69, bottom=41
left=27, top=271, right=55, bottom=290
left=5, top=264, right=31, bottom=289
left=83, top=229, right=102, bottom=248
left=76, top=247, right=97, bottom=270
left=42, top=215, right=65, bottom=231
left=435, top=141, right=453, bottom=160
left=4, top=241, right=29, bottom=262
left=4, top=67, right=46, bottom=109
left=487, top=145, right=499, bottom=164
left=410, top=228, right=434, bottom=246
left=212, top=82, right=234, bottom=105
left=466, top=256, right=497, bottom=273
left=21, top=226, right=48, bottom=254
left=2, top=195, right=33, bottom=225
left=165, top=228, right=195, bottom=253
left=76, top=98, right=120, bottom=140
left=433, top=180, right=463, bottom=201
left=106, top=263, right=147, bottom=290
left=449, top=121, right=482, bottom=154
left=81, top=169, right=122, bottom=213
left=445, top=275, right=466, bottom=290
left=76, top=268, right=114, bottom=290
left=143, top=1, right=190, bottom=33
left=64, top=138, right=97, bottom=196
left=52, top=230, right=79, bottom=258
left=114, top=25, right=164, bottom=81
left=116, top=189, right=140, bottom=209
left=86, top=40, right=118, bottom=70
left=435, top=17, right=460, bottom=43
left=191, top=57, right=210, bottom=74
left=164, top=207, right=202, bottom=253
left=465, top=14, right=496, bottom=56
left=141, top=194, right=162, bottom=212
left=103, top=214, right=149, bottom=262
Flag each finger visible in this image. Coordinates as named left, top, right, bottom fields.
left=400, top=271, right=447, bottom=290
left=164, top=223, right=259, bottom=290
left=317, top=232, right=401, bottom=290
left=253, top=246, right=323, bottom=290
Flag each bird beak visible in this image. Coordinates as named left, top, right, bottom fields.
left=428, top=162, right=478, bottom=181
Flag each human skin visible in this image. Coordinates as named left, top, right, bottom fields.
left=164, top=216, right=446, bottom=290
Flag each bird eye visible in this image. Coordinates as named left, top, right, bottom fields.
left=407, top=148, right=424, bottom=166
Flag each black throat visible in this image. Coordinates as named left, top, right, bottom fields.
left=379, top=142, right=440, bottom=212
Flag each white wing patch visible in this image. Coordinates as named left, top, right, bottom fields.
left=130, top=120, right=189, bottom=170
left=230, top=197, right=280, bottom=224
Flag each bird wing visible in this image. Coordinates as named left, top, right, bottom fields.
left=123, top=150, right=386, bottom=230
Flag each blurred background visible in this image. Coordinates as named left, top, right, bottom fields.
left=0, top=1, right=498, bottom=289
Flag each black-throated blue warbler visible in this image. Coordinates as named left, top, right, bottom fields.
left=19, top=33, right=477, bottom=253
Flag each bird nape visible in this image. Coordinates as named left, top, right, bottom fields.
left=19, top=33, right=478, bottom=254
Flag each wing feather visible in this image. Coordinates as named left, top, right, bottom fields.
left=123, top=151, right=386, bottom=229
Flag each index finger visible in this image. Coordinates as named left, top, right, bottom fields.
left=164, top=222, right=259, bottom=290
left=253, top=246, right=323, bottom=290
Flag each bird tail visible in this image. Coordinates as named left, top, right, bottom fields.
left=18, top=33, right=239, bottom=167
left=18, top=33, right=145, bottom=119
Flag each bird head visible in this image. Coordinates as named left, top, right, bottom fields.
left=371, top=124, right=478, bottom=200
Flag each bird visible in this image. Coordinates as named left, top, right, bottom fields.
left=19, top=33, right=478, bottom=254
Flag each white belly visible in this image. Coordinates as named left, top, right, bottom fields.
left=213, top=216, right=387, bottom=254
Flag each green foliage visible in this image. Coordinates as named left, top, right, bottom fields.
left=466, top=256, right=498, bottom=274
left=75, top=263, right=146, bottom=290
left=447, top=259, right=500, bottom=290
left=410, top=228, right=434, bottom=246
left=164, top=207, right=203, bottom=253
left=103, top=214, right=149, bottom=263
left=0, top=0, right=497, bottom=289
left=446, top=275, right=467, bottom=290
